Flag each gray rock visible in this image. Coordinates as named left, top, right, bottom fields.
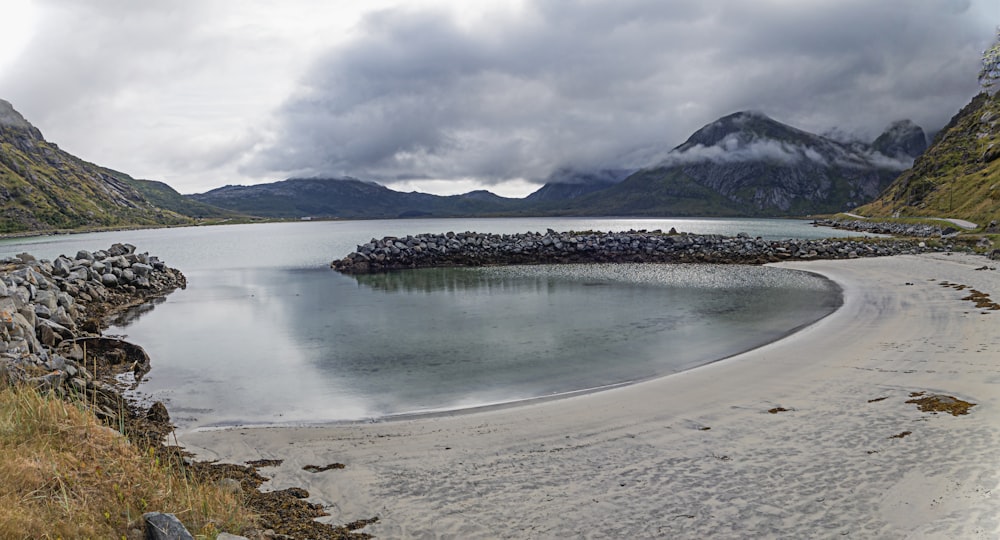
left=131, top=263, right=153, bottom=277
left=29, top=370, right=65, bottom=391
left=35, top=289, right=57, bottom=310
left=101, top=273, right=119, bottom=287
left=52, top=307, right=74, bottom=329
left=45, top=355, right=66, bottom=371
left=143, top=512, right=195, bottom=540
left=52, top=256, right=73, bottom=277
left=67, top=268, right=89, bottom=282
left=215, top=534, right=249, bottom=540
left=38, top=318, right=74, bottom=342
left=75, top=250, right=95, bottom=262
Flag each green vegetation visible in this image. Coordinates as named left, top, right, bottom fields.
left=0, top=114, right=194, bottom=233
left=857, top=93, right=1000, bottom=226
left=125, top=178, right=241, bottom=221
left=0, top=384, right=255, bottom=538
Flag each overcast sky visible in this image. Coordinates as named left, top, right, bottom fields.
left=0, top=0, right=996, bottom=197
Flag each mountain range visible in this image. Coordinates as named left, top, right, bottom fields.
left=192, top=112, right=925, bottom=219
left=9, top=94, right=995, bottom=233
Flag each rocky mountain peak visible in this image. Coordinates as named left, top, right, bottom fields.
left=0, top=99, right=44, bottom=141
left=674, top=110, right=818, bottom=152
left=872, top=119, right=927, bottom=158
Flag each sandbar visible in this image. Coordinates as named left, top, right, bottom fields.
left=180, top=253, right=1000, bottom=539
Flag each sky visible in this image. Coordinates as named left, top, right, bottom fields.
left=0, top=0, right=996, bottom=198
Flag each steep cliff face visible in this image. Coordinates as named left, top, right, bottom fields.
left=857, top=93, right=1000, bottom=225
left=0, top=99, right=190, bottom=233
left=569, top=112, right=917, bottom=216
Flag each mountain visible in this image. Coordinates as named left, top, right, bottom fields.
left=0, top=99, right=194, bottom=233
left=561, top=112, right=920, bottom=217
left=525, top=168, right=634, bottom=203
left=871, top=119, right=927, bottom=159
left=856, top=93, right=1000, bottom=225
left=127, top=178, right=241, bottom=219
left=191, top=177, right=523, bottom=219
left=195, top=113, right=922, bottom=220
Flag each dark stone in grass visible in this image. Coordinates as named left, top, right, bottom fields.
left=143, top=512, right=194, bottom=540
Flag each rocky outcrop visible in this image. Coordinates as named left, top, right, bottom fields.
left=331, top=229, right=939, bottom=274
left=0, top=243, right=185, bottom=421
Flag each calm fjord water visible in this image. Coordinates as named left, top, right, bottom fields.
left=0, top=218, right=854, bottom=428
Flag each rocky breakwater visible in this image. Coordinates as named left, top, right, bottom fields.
left=813, top=218, right=950, bottom=237
left=331, top=229, right=934, bottom=274
left=0, top=242, right=185, bottom=423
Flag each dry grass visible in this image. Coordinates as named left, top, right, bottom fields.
left=0, top=384, right=256, bottom=539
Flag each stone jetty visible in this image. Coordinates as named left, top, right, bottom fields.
left=0, top=242, right=185, bottom=420
left=813, top=218, right=952, bottom=238
left=331, top=229, right=938, bottom=274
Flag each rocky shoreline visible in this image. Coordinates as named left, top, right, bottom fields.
left=0, top=244, right=374, bottom=539
left=0, top=243, right=185, bottom=407
left=330, top=228, right=945, bottom=274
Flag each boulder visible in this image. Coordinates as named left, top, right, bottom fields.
left=131, top=263, right=153, bottom=277
left=52, top=256, right=73, bottom=277
left=101, top=273, right=119, bottom=287
left=143, top=512, right=194, bottom=540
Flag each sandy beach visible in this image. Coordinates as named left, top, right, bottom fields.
left=180, top=253, right=1000, bottom=539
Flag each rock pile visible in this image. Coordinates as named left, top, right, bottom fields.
left=0, top=242, right=185, bottom=420
left=813, top=218, right=950, bottom=237
left=331, top=229, right=935, bottom=274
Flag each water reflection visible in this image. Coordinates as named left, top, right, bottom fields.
left=113, top=263, right=840, bottom=427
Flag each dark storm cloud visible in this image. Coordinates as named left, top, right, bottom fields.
left=248, top=0, right=993, bottom=188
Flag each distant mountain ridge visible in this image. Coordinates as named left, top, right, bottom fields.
left=192, top=177, right=523, bottom=219
left=0, top=97, right=934, bottom=229
left=194, top=112, right=924, bottom=219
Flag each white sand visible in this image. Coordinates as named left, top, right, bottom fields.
left=180, top=253, right=1000, bottom=539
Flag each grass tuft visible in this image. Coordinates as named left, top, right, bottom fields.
left=0, top=384, right=255, bottom=538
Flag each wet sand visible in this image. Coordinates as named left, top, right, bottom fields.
left=180, top=253, right=1000, bottom=539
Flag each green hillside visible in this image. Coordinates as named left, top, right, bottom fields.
left=0, top=99, right=193, bottom=233
left=126, top=178, right=240, bottom=219
left=856, top=93, right=1000, bottom=226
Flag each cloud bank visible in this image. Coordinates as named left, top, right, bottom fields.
left=0, top=0, right=995, bottom=195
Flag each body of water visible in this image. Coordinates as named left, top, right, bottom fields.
left=0, top=217, right=854, bottom=428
